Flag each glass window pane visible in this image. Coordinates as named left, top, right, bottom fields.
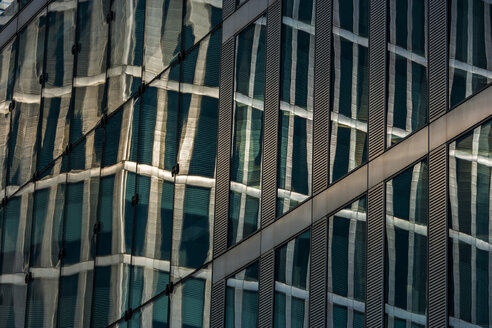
left=225, top=261, right=259, bottom=328
left=71, top=0, right=110, bottom=143
left=330, top=0, right=368, bottom=183
left=385, top=160, right=428, bottom=327
left=172, top=29, right=220, bottom=278
left=182, top=0, right=222, bottom=51
left=143, top=0, right=181, bottom=82
left=37, top=0, right=76, bottom=170
left=387, top=0, right=428, bottom=146
left=449, top=0, right=492, bottom=108
left=228, top=16, right=266, bottom=247
left=327, top=197, right=366, bottom=326
left=169, top=264, right=211, bottom=328
left=274, top=230, right=310, bottom=328
left=277, top=0, right=315, bottom=216
left=9, top=11, right=46, bottom=188
left=107, top=0, right=145, bottom=112
left=448, top=119, right=492, bottom=327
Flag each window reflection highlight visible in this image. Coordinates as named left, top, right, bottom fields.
left=449, top=119, right=492, bottom=327
left=330, top=0, right=368, bottom=183
left=385, top=160, right=428, bottom=327
left=277, top=0, right=314, bottom=217
left=327, top=197, right=366, bottom=327
left=274, top=230, right=310, bottom=327
left=228, top=16, right=266, bottom=247
left=387, top=0, right=428, bottom=146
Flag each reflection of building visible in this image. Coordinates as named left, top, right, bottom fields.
left=0, top=0, right=489, bottom=327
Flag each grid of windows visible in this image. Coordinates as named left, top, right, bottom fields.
left=0, top=0, right=221, bottom=326
left=0, top=0, right=490, bottom=326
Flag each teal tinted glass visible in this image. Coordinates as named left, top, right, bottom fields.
left=226, top=261, right=259, bottom=328
left=229, top=16, right=266, bottom=247
left=274, top=230, right=310, bottom=327
left=448, top=119, right=492, bottom=327
left=277, top=0, right=315, bottom=216
left=385, top=160, right=428, bottom=327
left=449, top=0, right=492, bottom=108
left=330, top=0, right=368, bottom=183
left=387, top=0, right=428, bottom=146
left=0, top=0, right=19, bottom=30
left=327, top=197, right=366, bottom=327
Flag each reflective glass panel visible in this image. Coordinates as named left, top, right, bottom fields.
left=277, top=0, right=314, bottom=216
left=225, top=261, right=259, bottom=328
left=172, top=29, right=220, bottom=277
left=107, top=0, right=145, bottom=112
left=182, top=0, right=222, bottom=50
left=169, top=264, right=212, bottom=328
left=0, top=39, right=16, bottom=192
left=449, top=0, right=492, bottom=108
left=9, top=11, right=46, bottom=188
left=330, top=0, right=368, bottom=183
left=37, top=0, right=76, bottom=170
left=449, top=119, right=492, bottom=327
left=274, top=230, right=310, bottom=327
left=385, top=160, right=428, bottom=327
left=327, top=197, right=366, bottom=327
left=387, top=0, right=427, bottom=146
left=228, top=16, right=266, bottom=247
left=71, top=0, right=109, bottom=142
left=143, top=0, right=181, bottom=82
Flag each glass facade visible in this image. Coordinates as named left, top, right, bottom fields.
left=385, top=160, right=428, bottom=327
left=387, top=0, right=428, bottom=146
left=449, top=119, right=492, bottom=327
left=0, top=0, right=489, bottom=326
left=330, top=0, right=368, bottom=183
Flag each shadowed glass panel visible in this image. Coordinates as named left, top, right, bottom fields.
left=449, top=0, right=492, bottom=108
left=9, top=11, right=46, bottom=188
left=71, top=0, right=109, bottom=142
left=229, top=16, right=266, bottom=247
left=225, top=261, right=259, bottom=328
left=385, top=160, right=428, bottom=327
left=448, top=119, right=492, bottom=327
left=387, top=0, right=427, bottom=146
left=277, top=0, right=314, bottom=216
left=330, top=0, right=368, bottom=183
left=327, top=196, right=366, bottom=327
left=37, top=0, right=76, bottom=170
left=274, top=230, right=310, bottom=328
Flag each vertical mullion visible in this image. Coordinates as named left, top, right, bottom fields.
left=222, top=0, right=235, bottom=19
left=210, top=279, right=226, bottom=328
left=427, top=145, right=448, bottom=326
left=428, top=0, right=448, bottom=121
left=213, top=37, right=234, bottom=258
left=312, top=0, right=332, bottom=194
left=368, top=0, right=387, bottom=158
left=309, top=217, right=327, bottom=326
left=366, top=182, right=385, bottom=326
left=258, top=249, right=274, bottom=327
left=261, top=0, right=281, bottom=227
